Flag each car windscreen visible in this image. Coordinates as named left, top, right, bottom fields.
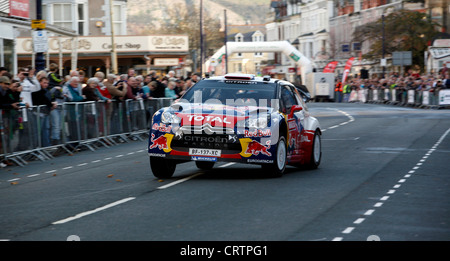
left=180, top=80, right=277, bottom=106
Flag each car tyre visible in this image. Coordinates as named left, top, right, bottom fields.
left=265, top=136, right=287, bottom=178
left=150, top=156, right=176, bottom=178
left=195, top=161, right=215, bottom=170
left=306, top=131, right=321, bottom=169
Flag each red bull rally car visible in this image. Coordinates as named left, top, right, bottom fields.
left=148, top=74, right=322, bottom=178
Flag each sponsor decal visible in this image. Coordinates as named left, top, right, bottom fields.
left=148, top=153, right=166, bottom=157
left=177, top=114, right=245, bottom=127
left=244, top=129, right=272, bottom=137
left=191, top=156, right=217, bottom=162
left=149, top=133, right=173, bottom=153
left=247, top=159, right=274, bottom=164
left=245, top=140, right=272, bottom=157
left=183, top=135, right=228, bottom=143
left=149, top=134, right=168, bottom=150
left=152, top=123, right=172, bottom=133
left=300, top=135, right=311, bottom=143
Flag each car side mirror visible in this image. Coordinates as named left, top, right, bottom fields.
left=289, top=105, right=303, bottom=118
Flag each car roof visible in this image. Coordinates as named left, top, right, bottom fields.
left=205, top=73, right=289, bottom=85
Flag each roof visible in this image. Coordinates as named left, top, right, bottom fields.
left=227, top=30, right=266, bottom=42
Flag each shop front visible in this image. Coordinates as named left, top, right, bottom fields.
left=16, top=34, right=189, bottom=77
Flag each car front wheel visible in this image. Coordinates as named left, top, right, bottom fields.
left=265, top=136, right=287, bottom=178
left=306, top=131, right=321, bottom=169
left=150, top=156, right=176, bottom=178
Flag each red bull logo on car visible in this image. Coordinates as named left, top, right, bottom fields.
left=149, top=134, right=168, bottom=150
left=245, top=140, right=272, bottom=157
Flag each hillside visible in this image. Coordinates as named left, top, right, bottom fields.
left=127, top=0, right=271, bottom=35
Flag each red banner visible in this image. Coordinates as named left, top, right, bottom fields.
left=341, top=57, right=355, bottom=84
left=323, top=61, right=338, bottom=73
left=9, top=0, right=30, bottom=19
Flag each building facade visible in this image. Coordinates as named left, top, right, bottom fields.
left=14, top=0, right=190, bottom=77
left=0, top=0, right=76, bottom=74
left=267, top=0, right=448, bottom=79
left=226, top=25, right=268, bottom=76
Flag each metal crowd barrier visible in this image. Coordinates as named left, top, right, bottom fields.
left=1, top=98, right=174, bottom=167
left=344, top=88, right=450, bottom=109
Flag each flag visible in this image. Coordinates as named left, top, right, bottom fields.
left=341, top=57, right=355, bottom=84
left=323, top=61, right=338, bottom=73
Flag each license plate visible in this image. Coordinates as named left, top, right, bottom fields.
left=189, top=148, right=221, bottom=157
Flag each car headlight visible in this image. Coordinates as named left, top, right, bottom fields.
left=236, top=115, right=271, bottom=129
left=161, top=111, right=181, bottom=124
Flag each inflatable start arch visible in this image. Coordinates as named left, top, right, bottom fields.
left=206, top=41, right=313, bottom=82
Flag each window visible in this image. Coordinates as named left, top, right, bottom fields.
left=53, top=3, right=73, bottom=30
left=252, top=31, right=264, bottom=42
left=280, top=86, right=298, bottom=112
left=44, top=2, right=89, bottom=36
left=78, top=3, right=87, bottom=35
left=235, top=33, right=243, bottom=42
left=113, top=3, right=124, bottom=35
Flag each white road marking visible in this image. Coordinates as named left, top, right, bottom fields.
left=364, top=209, right=375, bottom=216
left=52, top=197, right=136, bottom=225
left=157, top=173, right=204, bottom=190
left=353, top=218, right=365, bottom=224
left=374, top=202, right=383, bottom=207
left=342, top=227, right=355, bottom=234
left=219, top=163, right=236, bottom=168
left=333, top=127, right=450, bottom=240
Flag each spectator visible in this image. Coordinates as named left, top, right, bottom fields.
left=444, top=72, right=450, bottom=89
left=127, top=68, right=136, bottom=79
left=191, top=72, right=201, bottom=83
left=148, top=81, right=157, bottom=98
left=0, top=76, right=20, bottom=110
left=165, top=81, right=178, bottom=99
left=63, top=76, right=85, bottom=102
left=32, top=77, right=57, bottom=147
left=106, top=74, right=128, bottom=101
left=17, top=67, right=40, bottom=107
left=83, top=77, right=111, bottom=102
left=140, top=82, right=151, bottom=99
left=47, top=63, right=63, bottom=89
left=125, top=77, right=140, bottom=100
left=0, top=67, right=7, bottom=76
left=148, top=71, right=166, bottom=98
left=94, top=71, right=112, bottom=99
left=175, top=79, right=184, bottom=96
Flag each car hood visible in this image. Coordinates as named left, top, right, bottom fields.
left=168, top=102, right=274, bottom=127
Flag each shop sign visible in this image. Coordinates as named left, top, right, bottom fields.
left=16, top=35, right=189, bottom=54
left=9, top=0, right=29, bottom=19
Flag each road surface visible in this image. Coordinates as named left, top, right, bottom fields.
left=1, top=102, right=449, bottom=243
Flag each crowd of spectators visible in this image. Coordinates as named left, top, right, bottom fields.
left=336, top=70, right=450, bottom=103
left=1, top=64, right=201, bottom=167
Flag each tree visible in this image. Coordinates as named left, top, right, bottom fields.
left=352, top=9, right=440, bottom=71
left=137, top=3, right=224, bottom=72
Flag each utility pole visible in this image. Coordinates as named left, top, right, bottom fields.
left=200, top=0, right=204, bottom=76
left=110, top=0, right=118, bottom=74
left=35, top=0, right=45, bottom=72
left=224, top=9, right=228, bottom=74
left=382, top=14, right=386, bottom=78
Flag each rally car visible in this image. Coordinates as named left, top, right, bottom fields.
left=148, top=74, right=322, bottom=178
